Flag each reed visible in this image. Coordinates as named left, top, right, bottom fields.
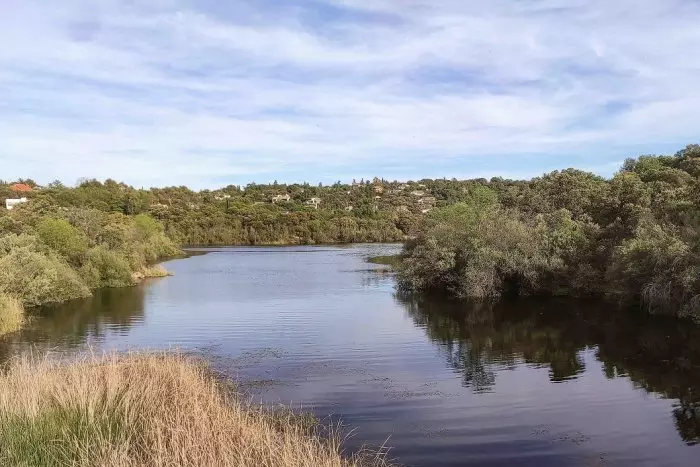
left=0, top=293, right=24, bottom=335
left=0, top=352, right=394, bottom=467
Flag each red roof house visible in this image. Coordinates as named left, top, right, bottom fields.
left=9, top=183, right=33, bottom=193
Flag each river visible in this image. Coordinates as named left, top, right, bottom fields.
left=2, top=244, right=699, bottom=466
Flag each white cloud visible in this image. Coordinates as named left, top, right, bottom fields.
left=0, top=0, right=699, bottom=188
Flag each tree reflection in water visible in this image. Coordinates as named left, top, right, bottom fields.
left=397, top=293, right=700, bottom=445
left=0, top=286, right=146, bottom=362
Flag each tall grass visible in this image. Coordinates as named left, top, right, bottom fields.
left=0, top=352, right=394, bottom=467
left=0, top=293, right=24, bottom=335
left=140, top=264, right=170, bottom=278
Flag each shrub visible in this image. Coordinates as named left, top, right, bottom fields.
left=0, top=293, right=24, bottom=335
left=607, top=219, right=700, bottom=318
left=0, top=235, right=91, bottom=307
left=398, top=206, right=598, bottom=299
left=83, top=247, right=134, bottom=288
left=36, top=218, right=88, bottom=265
left=134, top=213, right=163, bottom=238
left=140, top=264, right=170, bottom=278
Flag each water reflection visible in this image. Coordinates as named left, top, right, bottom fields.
left=0, top=285, right=146, bottom=361
left=398, top=294, right=700, bottom=445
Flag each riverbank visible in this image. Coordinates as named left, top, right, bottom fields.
left=184, top=240, right=407, bottom=248
left=0, top=352, right=393, bottom=467
left=397, top=147, right=700, bottom=320
left=0, top=206, right=183, bottom=335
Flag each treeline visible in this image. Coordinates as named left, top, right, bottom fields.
left=0, top=200, right=179, bottom=332
left=398, top=144, right=700, bottom=320
left=1, top=179, right=429, bottom=245
left=2, top=144, right=698, bottom=321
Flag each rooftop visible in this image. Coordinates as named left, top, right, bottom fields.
left=9, top=183, right=33, bottom=193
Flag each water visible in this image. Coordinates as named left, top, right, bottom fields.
left=2, top=244, right=699, bottom=466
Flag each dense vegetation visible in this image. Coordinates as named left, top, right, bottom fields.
left=1, top=177, right=425, bottom=246
left=2, top=144, right=698, bottom=324
left=398, top=144, right=700, bottom=320
left=0, top=196, right=179, bottom=331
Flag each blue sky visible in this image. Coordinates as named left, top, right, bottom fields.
left=1, top=0, right=699, bottom=189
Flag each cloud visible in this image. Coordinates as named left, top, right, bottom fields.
left=1, top=0, right=699, bottom=188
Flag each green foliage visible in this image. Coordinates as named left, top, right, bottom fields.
left=83, top=246, right=134, bottom=288
left=400, top=206, right=590, bottom=298
left=1, top=143, right=698, bottom=319
left=0, top=405, right=128, bottom=466
left=608, top=219, right=699, bottom=318
left=399, top=144, right=700, bottom=319
left=37, top=218, right=88, bottom=265
left=0, top=235, right=91, bottom=306
left=0, top=201, right=179, bottom=311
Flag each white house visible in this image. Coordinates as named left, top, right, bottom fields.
left=305, top=197, right=321, bottom=209
left=272, top=194, right=291, bottom=203
left=5, top=198, right=27, bottom=210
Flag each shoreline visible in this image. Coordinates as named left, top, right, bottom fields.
left=182, top=240, right=406, bottom=248
left=0, top=351, right=395, bottom=467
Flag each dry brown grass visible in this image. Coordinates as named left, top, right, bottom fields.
left=0, top=352, right=394, bottom=467
left=0, top=293, right=24, bottom=335
left=132, top=264, right=171, bottom=282
left=141, top=264, right=170, bottom=278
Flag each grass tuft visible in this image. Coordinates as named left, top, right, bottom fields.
left=0, top=293, right=24, bottom=336
left=0, top=352, right=395, bottom=467
left=141, top=264, right=171, bottom=278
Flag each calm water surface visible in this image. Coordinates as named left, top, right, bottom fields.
left=3, top=244, right=700, bottom=466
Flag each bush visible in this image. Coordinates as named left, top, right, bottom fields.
left=0, top=235, right=91, bottom=307
left=608, top=219, right=700, bottom=317
left=36, top=218, right=88, bottom=265
left=398, top=205, right=600, bottom=299
left=83, top=247, right=134, bottom=288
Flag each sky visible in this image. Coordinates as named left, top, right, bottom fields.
left=1, top=0, right=699, bottom=189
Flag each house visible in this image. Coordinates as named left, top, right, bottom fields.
left=305, top=197, right=321, bottom=209
left=410, top=190, right=425, bottom=197
left=373, top=185, right=384, bottom=194
left=272, top=194, right=291, bottom=203
left=9, top=183, right=33, bottom=193
left=374, top=195, right=382, bottom=200
left=418, top=196, right=436, bottom=206
left=214, top=194, right=231, bottom=200
left=5, top=198, right=27, bottom=210
left=345, top=205, right=354, bottom=211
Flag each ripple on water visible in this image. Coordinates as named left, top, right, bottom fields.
left=6, top=244, right=700, bottom=467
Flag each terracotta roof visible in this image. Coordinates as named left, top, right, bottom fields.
left=9, top=183, right=33, bottom=192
